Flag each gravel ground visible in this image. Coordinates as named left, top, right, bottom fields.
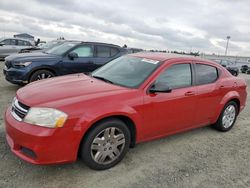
left=0, top=62, right=249, bottom=188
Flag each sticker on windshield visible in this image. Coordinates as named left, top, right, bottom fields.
left=141, top=58, right=159, bottom=64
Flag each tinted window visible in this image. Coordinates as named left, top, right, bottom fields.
left=71, top=45, right=93, bottom=57
left=2, top=39, right=16, bottom=45
left=96, top=46, right=110, bottom=58
left=2, top=39, right=10, bottom=45
left=17, top=40, right=30, bottom=46
left=111, top=47, right=119, bottom=56
left=156, top=64, right=192, bottom=89
left=196, top=64, right=218, bottom=85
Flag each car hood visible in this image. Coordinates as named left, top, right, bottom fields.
left=16, top=74, right=129, bottom=107
left=5, top=52, right=60, bottom=62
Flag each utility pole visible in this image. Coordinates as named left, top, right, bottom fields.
left=225, top=36, right=230, bottom=56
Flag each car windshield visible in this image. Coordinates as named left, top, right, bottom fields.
left=91, top=56, right=162, bottom=88
left=45, top=42, right=79, bottom=55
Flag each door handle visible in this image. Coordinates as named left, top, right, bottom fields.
left=185, top=91, right=195, bottom=96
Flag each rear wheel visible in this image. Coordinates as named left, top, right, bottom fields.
left=29, top=70, right=55, bottom=83
left=213, top=101, right=238, bottom=132
left=81, top=119, right=131, bottom=170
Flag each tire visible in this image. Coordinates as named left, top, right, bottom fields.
left=213, top=101, right=238, bottom=132
left=81, top=118, right=131, bottom=170
left=29, top=70, right=55, bottom=83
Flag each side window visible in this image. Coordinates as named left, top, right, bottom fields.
left=96, top=46, right=111, bottom=58
left=10, top=39, right=16, bottom=45
left=156, top=64, right=192, bottom=89
left=71, top=45, right=93, bottom=57
left=18, top=40, right=30, bottom=46
left=26, top=41, right=32, bottom=46
left=110, top=47, right=119, bottom=56
left=195, top=64, right=218, bottom=85
left=2, top=39, right=15, bottom=45
left=18, top=40, right=25, bottom=46
left=2, top=39, right=10, bottom=45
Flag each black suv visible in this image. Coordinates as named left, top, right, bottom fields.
left=215, top=60, right=239, bottom=76
left=3, top=41, right=127, bottom=85
left=241, top=65, right=249, bottom=73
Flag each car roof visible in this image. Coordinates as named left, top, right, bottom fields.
left=130, top=52, right=215, bottom=64
left=2, top=37, right=33, bottom=42
left=79, top=41, right=123, bottom=48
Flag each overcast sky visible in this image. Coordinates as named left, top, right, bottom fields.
left=0, top=0, right=250, bottom=56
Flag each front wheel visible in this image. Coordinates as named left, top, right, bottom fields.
left=213, top=101, right=238, bottom=132
left=29, top=70, right=55, bottom=83
left=81, top=119, right=131, bottom=170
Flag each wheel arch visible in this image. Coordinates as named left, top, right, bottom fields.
left=213, top=91, right=241, bottom=123
left=28, top=66, right=58, bottom=81
left=78, top=115, right=137, bottom=157
left=229, top=98, right=240, bottom=114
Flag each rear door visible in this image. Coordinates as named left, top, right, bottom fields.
left=193, top=62, right=224, bottom=126
left=61, top=44, right=95, bottom=74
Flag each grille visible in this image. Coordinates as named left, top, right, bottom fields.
left=11, top=98, right=30, bottom=121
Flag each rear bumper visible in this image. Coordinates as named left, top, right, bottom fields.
left=5, top=107, right=82, bottom=165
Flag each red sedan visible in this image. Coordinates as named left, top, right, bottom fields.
left=5, top=53, right=247, bottom=170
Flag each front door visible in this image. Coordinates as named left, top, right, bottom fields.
left=61, top=45, right=95, bottom=74
left=143, top=63, right=197, bottom=139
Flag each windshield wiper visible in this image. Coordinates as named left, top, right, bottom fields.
left=92, top=75, right=114, bottom=84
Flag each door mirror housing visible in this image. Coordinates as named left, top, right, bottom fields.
left=149, top=82, right=172, bottom=93
left=68, top=52, right=78, bottom=60
left=0, top=42, right=5, bottom=46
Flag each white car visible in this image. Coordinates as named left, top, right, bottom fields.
left=0, top=37, right=35, bottom=60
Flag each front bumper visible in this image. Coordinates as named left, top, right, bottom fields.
left=3, top=66, right=29, bottom=85
left=5, top=107, right=82, bottom=165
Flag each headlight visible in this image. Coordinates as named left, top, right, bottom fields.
left=14, top=61, right=32, bottom=67
left=23, top=107, right=68, bottom=128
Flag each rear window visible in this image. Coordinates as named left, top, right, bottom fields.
left=96, top=46, right=110, bottom=58
left=111, top=47, right=119, bottom=56
left=17, top=40, right=31, bottom=46
left=195, top=64, right=218, bottom=85
left=96, top=46, right=119, bottom=58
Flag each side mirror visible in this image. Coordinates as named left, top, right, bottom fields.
left=0, top=42, right=5, bottom=46
left=68, top=52, right=78, bottom=60
left=149, top=82, right=172, bottom=93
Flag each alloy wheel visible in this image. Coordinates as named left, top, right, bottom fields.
left=90, top=127, right=125, bottom=165
left=222, top=104, right=236, bottom=128
left=36, top=73, right=53, bottom=80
